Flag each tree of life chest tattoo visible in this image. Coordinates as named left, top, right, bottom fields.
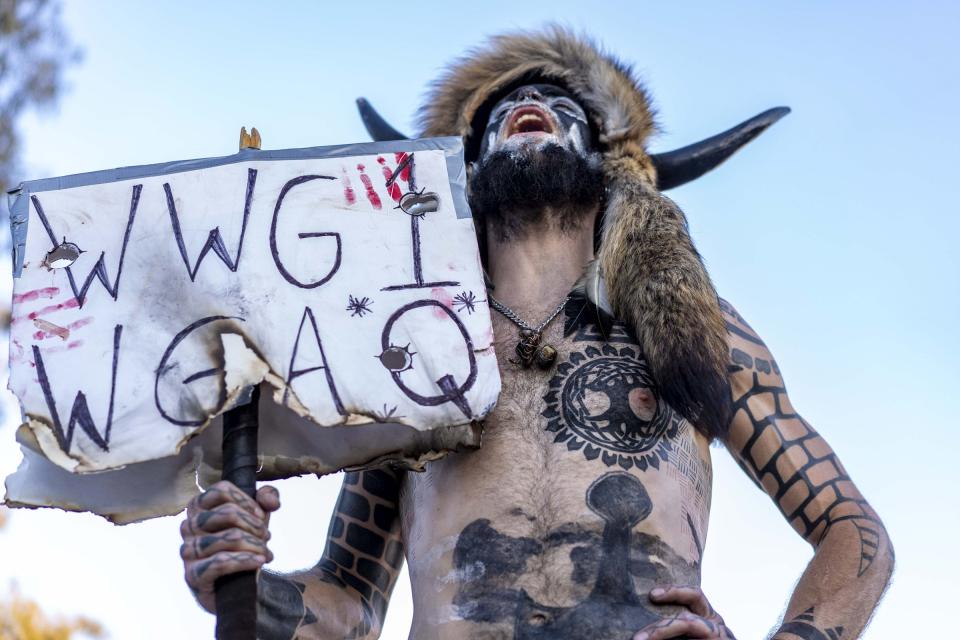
left=543, top=306, right=684, bottom=472
left=452, top=472, right=699, bottom=638
left=545, top=303, right=713, bottom=563
left=542, top=342, right=683, bottom=471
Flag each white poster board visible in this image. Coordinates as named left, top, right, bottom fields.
left=4, top=137, right=499, bottom=522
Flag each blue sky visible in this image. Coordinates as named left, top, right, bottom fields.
left=2, top=1, right=957, bottom=638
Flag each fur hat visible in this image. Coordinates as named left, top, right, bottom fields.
left=357, top=26, right=789, bottom=440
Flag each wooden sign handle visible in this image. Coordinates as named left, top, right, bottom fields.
left=214, top=384, right=261, bottom=640
left=214, top=127, right=263, bottom=639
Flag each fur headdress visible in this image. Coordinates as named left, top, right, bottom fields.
left=356, top=27, right=788, bottom=440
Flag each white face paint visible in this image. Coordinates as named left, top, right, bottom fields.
left=568, top=122, right=585, bottom=154
left=477, top=84, right=593, bottom=160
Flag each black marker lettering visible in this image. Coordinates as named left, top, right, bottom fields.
left=154, top=315, right=244, bottom=427
left=380, top=300, right=476, bottom=418
left=381, top=155, right=459, bottom=291
left=33, top=325, right=122, bottom=453
left=163, top=168, right=257, bottom=281
left=270, top=175, right=341, bottom=289
left=31, top=186, right=141, bottom=307
left=283, top=306, right=346, bottom=415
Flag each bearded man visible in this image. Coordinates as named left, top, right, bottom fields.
left=179, top=28, right=893, bottom=639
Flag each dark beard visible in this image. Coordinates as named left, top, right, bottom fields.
left=469, top=143, right=604, bottom=241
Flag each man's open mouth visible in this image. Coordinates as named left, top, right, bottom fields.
left=505, top=105, right=556, bottom=137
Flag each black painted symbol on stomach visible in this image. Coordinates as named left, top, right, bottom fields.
left=453, top=472, right=696, bottom=638
left=543, top=344, right=682, bottom=470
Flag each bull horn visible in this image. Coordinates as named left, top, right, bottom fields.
left=356, top=97, right=410, bottom=141
left=651, top=107, right=791, bottom=191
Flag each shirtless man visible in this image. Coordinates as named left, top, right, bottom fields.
left=179, top=33, right=893, bottom=640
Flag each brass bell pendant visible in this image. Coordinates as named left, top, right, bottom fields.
left=535, top=344, right=558, bottom=369
left=489, top=294, right=569, bottom=371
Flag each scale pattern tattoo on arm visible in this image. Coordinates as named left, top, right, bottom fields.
left=257, top=468, right=405, bottom=639
left=720, top=299, right=886, bottom=578
left=317, top=468, right=405, bottom=637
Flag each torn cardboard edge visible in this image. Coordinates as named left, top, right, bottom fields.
left=4, top=419, right=481, bottom=525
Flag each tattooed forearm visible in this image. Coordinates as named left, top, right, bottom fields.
left=311, top=469, right=405, bottom=638
left=721, top=300, right=892, bottom=640
left=776, top=607, right=844, bottom=640
left=249, top=469, right=404, bottom=640
left=257, top=571, right=319, bottom=640
left=181, top=472, right=405, bottom=639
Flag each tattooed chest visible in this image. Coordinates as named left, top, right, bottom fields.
left=539, top=339, right=686, bottom=471
left=429, top=318, right=714, bottom=637
left=478, top=316, right=714, bottom=546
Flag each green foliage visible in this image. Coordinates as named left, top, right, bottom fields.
left=0, top=12, right=90, bottom=636
left=0, top=0, right=80, bottom=195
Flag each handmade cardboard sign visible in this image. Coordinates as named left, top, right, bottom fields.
left=3, top=138, right=499, bottom=522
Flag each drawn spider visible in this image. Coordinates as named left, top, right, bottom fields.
left=453, top=290, right=480, bottom=314
left=346, top=295, right=373, bottom=317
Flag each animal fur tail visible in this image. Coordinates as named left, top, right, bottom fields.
left=598, top=164, right=731, bottom=440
